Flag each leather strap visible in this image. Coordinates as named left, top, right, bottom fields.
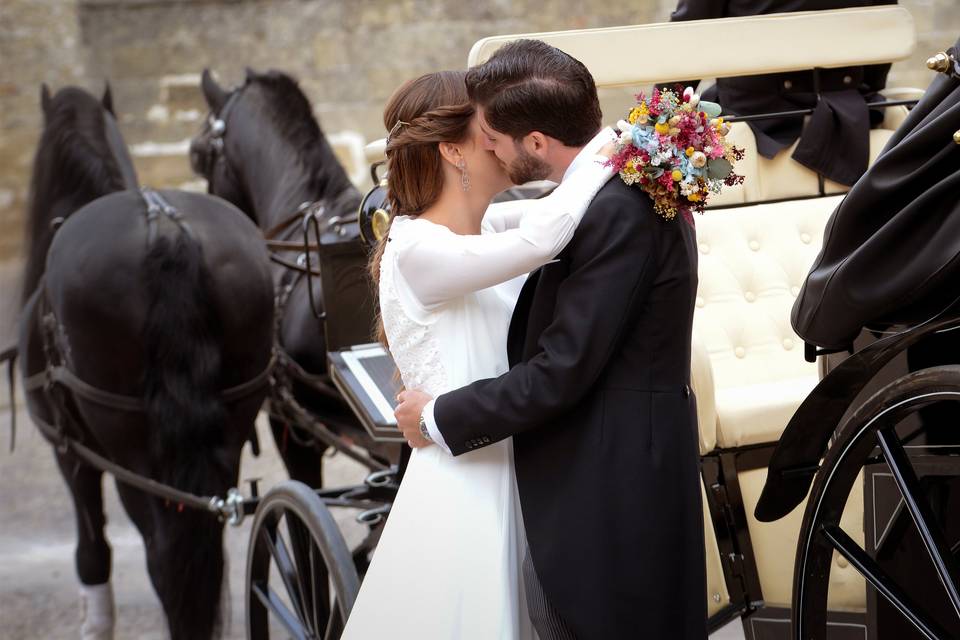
left=23, top=353, right=275, bottom=412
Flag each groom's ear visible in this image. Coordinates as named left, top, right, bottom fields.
left=521, top=131, right=549, bottom=158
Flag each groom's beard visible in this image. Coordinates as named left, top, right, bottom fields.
left=506, top=147, right=552, bottom=185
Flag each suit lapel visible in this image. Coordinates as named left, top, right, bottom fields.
left=507, top=267, right=542, bottom=366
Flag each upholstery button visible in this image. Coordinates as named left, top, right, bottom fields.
left=800, top=233, right=812, bottom=244
left=748, top=240, right=760, bottom=251
left=843, top=75, right=853, bottom=85
left=783, top=79, right=793, bottom=90
left=791, top=286, right=800, bottom=296
left=783, top=338, right=794, bottom=350
left=837, top=554, right=849, bottom=569
left=699, top=243, right=710, bottom=254
left=695, top=296, right=705, bottom=308
left=734, top=346, right=746, bottom=359
left=744, top=291, right=756, bottom=302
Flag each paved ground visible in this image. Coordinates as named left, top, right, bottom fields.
left=0, top=399, right=372, bottom=640
left=0, top=259, right=745, bottom=639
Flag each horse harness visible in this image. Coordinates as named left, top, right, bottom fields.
left=195, top=82, right=388, bottom=470
left=16, top=188, right=274, bottom=523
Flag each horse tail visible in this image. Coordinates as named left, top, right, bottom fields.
left=141, top=229, right=228, bottom=640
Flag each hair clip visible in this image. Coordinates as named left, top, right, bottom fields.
left=386, top=120, right=409, bottom=145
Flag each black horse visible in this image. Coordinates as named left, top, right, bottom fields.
left=190, top=68, right=398, bottom=490
left=19, top=85, right=275, bottom=639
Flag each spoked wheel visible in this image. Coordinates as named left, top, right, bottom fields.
left=794, top=366, right=960, bottom=640
left=246, top=480, right=360, bottom=640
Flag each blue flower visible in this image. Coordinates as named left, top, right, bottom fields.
left=631, top=125, right=659, bottom=154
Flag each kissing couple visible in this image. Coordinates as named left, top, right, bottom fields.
left=343, top=39, right=707, bottom=640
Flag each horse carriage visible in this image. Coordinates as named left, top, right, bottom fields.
left=7, top=4, right=960, bottom=640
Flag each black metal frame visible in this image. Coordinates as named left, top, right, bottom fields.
left=864, top=452, right=960, bottom=640
left=702, top=444, right=771, bottom=634
left=704, top=439, right=874, bottom=639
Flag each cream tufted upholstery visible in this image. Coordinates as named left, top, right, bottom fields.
left=692, top=195, right=843, bottom=451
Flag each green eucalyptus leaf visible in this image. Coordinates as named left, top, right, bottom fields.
left=700, top=101, right=722, bottom=118
left=707, top=157, right=733, bottom=179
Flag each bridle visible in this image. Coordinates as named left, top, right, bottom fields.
left=193, top=81, right=359, bottom=319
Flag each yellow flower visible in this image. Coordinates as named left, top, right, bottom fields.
left=672, top=169, right=683, bottom=181
left=688, top=193, right=701, bottom=202
left=628, top=103, right=649, bottom=125
left=685, top=146, right=695, bottom=157
left=655, top=122, right=670, bottom=135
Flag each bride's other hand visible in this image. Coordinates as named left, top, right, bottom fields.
left=598, top=140, right=617, bottom=160
left=395, top=389, right=434, bottom=448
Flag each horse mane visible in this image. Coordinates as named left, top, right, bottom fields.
left=23, top=88, right=127, bottom=297
left=248, top=70, right=358, bottom=205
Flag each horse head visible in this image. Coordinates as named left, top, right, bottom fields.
left=191, top=68, right=360, bottom=231
left=24, top=83, right=138, bottom=301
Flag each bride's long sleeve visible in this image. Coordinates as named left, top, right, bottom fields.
left=396, top=157, right=613, bottom=309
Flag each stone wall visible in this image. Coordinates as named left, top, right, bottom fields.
left=1, top=0, right=958, bottom=266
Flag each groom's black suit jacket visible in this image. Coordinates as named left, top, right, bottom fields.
left=434, top=178, right=707, bottom=639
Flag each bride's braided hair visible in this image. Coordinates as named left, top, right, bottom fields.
left=369, top=71, right=474, bottom=345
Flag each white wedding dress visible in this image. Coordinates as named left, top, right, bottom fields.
left=341, top=154, right=612, bottom=640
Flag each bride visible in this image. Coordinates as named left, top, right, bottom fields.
left=342, top=70, right=614, bottom=638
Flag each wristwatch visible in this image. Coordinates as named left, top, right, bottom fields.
left=418, top=414, right=432, bottom=442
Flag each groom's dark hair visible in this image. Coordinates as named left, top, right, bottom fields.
left=465, top=39, right=602, bottom=147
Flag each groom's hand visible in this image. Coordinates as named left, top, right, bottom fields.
left=395, top=389, right=434, bottom=448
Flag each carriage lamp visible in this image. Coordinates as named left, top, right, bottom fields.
left=372, top=208, right=390, bottom=241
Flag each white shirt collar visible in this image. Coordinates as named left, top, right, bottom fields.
left=561, top=127, right=616, bottom=183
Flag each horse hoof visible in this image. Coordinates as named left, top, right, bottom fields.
left=79, top=582, right=115, bottom=640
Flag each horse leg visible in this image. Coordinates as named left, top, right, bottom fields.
left=54, top=450, right=115, bottom=640
left=269, top=416, right=325, bottom=487
left=115, top=483, right=225, bottom=640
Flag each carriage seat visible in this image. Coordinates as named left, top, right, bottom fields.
left=690, top=195, right=843, bottom=454
left=689, top=195, right=870, bottom=616
left=706, top=116, right=901, bottom=207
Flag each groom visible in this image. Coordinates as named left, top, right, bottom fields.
left=395, top=39, right=706, bottom=639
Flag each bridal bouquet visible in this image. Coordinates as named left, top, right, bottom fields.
left=609, top=86, right=744, bottom=221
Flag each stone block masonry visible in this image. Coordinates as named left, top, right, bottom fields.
left=1, top=0, right=958, bottom=265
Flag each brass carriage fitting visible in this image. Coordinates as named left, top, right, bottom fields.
left=954, top=129, right=960, bottom=145
left=927, top=52, right=952, bottom=73
left=372, top=208, right=390, bottom=241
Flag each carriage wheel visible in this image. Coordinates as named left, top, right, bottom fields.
left=246, top=480, right=360, bottom=640
left=793, top=366, right=960, bottom=640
